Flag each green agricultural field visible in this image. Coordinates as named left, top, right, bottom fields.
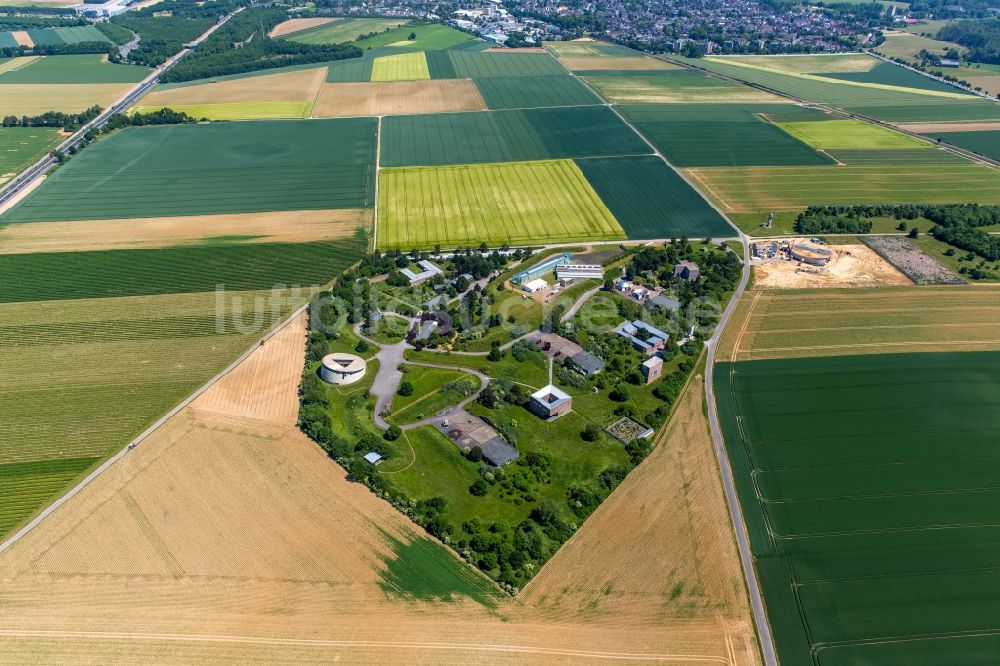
left=284, top=18, right=407, bottom=45
left=427, top=50, right=565, bottom=79
left=689, top=56, right=1000, bottom=122
left=0, top=237, right=365, bottom=302
left=377, top=159, right=626, bottom=249
left=23, top=25, right=110, bottom=46
left=715, top=351, right=1000, bottom=664
left=371, top=51, right=429, bottom=81
left=925, top=129, right=1000, bottom=161
left=326, top=54, right=375, bottom=82
left=575, top=156, right=733, bottom=239
left=585, top=69, right=785, bottom=104
left=776, top=118, right=930, bottom=150
left=708, top=53, right=879, bottom=74
left=820, top=61, right=970, bottom=94
left=133, top=100, right=312, bottom=120
left=683, top=162, right=1000, bottom=212
left=380, top=105, right=649, bottom=167
left=474, top=74, right=599, bottom=109
left=820, top=147, right=970, bottom=165
left=0, top=127, right=61, bottom=179
left=2, top=118, right=376, bottom=222
left=620, top=103, right=832, bottom=167
left=0, top=289, right=303, bottom=539
left=350, top=22, right=474, bottom=51
left=0, top=54, right=148, bottom=83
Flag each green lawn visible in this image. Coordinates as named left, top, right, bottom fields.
left=377, top=160, right=626, bottom=250
left=2, top=118, right=376, bottom=222
left=392, top=365, right=469, bottom=412
left=404, top=348, right=551, bottom=389
left=911, top=233, right=1000, bottom=281
left=731, top=211, right=938, bottom=237
left=0, top=126, right=61, bottom=178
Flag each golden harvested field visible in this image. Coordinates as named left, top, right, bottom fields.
left=0, top=56, right=37, bottom=75
left=0, top=311, right=760, bottom=663
left=717, top=285, right=1000, bottom=362
left=2, top=83, right=133, bottom=116
left=712, top=54, right=877, bottom=74
left=140, top=67, right=326, bottom=106
left=268, top=17, right=338, bottom=38
left=313, top=79, right=486, bottom=117
left=753, top=244, right=911, bottom=289
left=521, top=374, right=760, bottom=666
left=0, top=208, right=370, bottom=254
left=558, top=55, right=677, bottom=71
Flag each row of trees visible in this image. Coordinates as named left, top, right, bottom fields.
left=938, top=19, right=1000, bottom=64
left=0, top=41, right=115, bottom=59
left=3, top=106, right=102, bottom=130
left=161, top=7, right=361, bottom=83
left=0, top=15, right=85, bottom=30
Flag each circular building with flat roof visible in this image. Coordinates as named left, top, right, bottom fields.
left=790, top=242, right=834, bottom=266
left=320, top=353, right=367, bottom=385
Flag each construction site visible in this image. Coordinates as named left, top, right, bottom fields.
left=751, top=238, right=911, bottom=289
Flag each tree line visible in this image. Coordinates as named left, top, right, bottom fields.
left=938, top=19, right=1000, bottom=64
left=160, top=7, right=361, bottom=83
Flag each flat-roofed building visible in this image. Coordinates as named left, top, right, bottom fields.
left=614, top=319, right=669, bottom=355
left=556, top=263, right=603, bottom=281
left=529, top=384, right=572, bottom=420
left=400, top=259, right=443, bottom=285
left=641, top=356, right=663, bottom=384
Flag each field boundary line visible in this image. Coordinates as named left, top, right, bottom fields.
left=545, top=51, right=743, bottom=239
left=0, top=630, right=731, bottom=662
left=372, top=115, right=382, bottom=250
left=0, top=302, right=309, bottom=556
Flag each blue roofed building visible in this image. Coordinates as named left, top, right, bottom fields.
left=614, top=320, right=670, bottom=355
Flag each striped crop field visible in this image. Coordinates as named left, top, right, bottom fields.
left=371, top=52, right=429, bottom=82
left=0, top=289, right=304, bottom=539
left=377, top=159, right=626, bottom=249
left=716, top=286, right=1000, bottom=362
left=715, top=350, right=1000, bottom=664
left=683, top=163, right=1000, bottom=212
left=775, top=118, right=930, bottom=150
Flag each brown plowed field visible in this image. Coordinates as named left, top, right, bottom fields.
left=11, top=31, right=33, bottom=48
left=0, top=209, right=370, bottom=254
left=717, top=285, right=1000, bottom=362
left=313, top=79, right=486, bottom=117
left=0, top=312, right=758, bottom=663
left=140, top=67, right=327, bottom=106
left=3, top=83, right=133, bottom=116
left=268, top=17, right=339, bottom=38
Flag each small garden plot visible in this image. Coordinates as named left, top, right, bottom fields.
left=605, top=416, right=653, bottom=443
left=377, top=160, right=626, bottom=249
left=371, top=52, right=430, bottom=81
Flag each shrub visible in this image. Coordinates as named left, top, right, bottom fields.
left=397, top=381, right=414, bottom=397
left=581, top=422, right=601, bottom=442
left=384, top=425, right=402, bottom=441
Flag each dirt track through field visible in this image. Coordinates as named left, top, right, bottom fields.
left=0, top=209, right=370, bottom=254
left=313, top=80, right=486, bottom=117
left=0, top=314, right=758, bottom=663
left=141, top=67, right=327, bottom=106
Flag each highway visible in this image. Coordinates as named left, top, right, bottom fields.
left=0, top=9, right=240, bottom=210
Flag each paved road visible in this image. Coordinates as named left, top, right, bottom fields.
left=0, top=9, right=241, bottom=209
left=702, top=237, right=778, bottom=666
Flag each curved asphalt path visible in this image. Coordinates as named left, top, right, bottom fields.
left=703, top=237, right=778, bottom=666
